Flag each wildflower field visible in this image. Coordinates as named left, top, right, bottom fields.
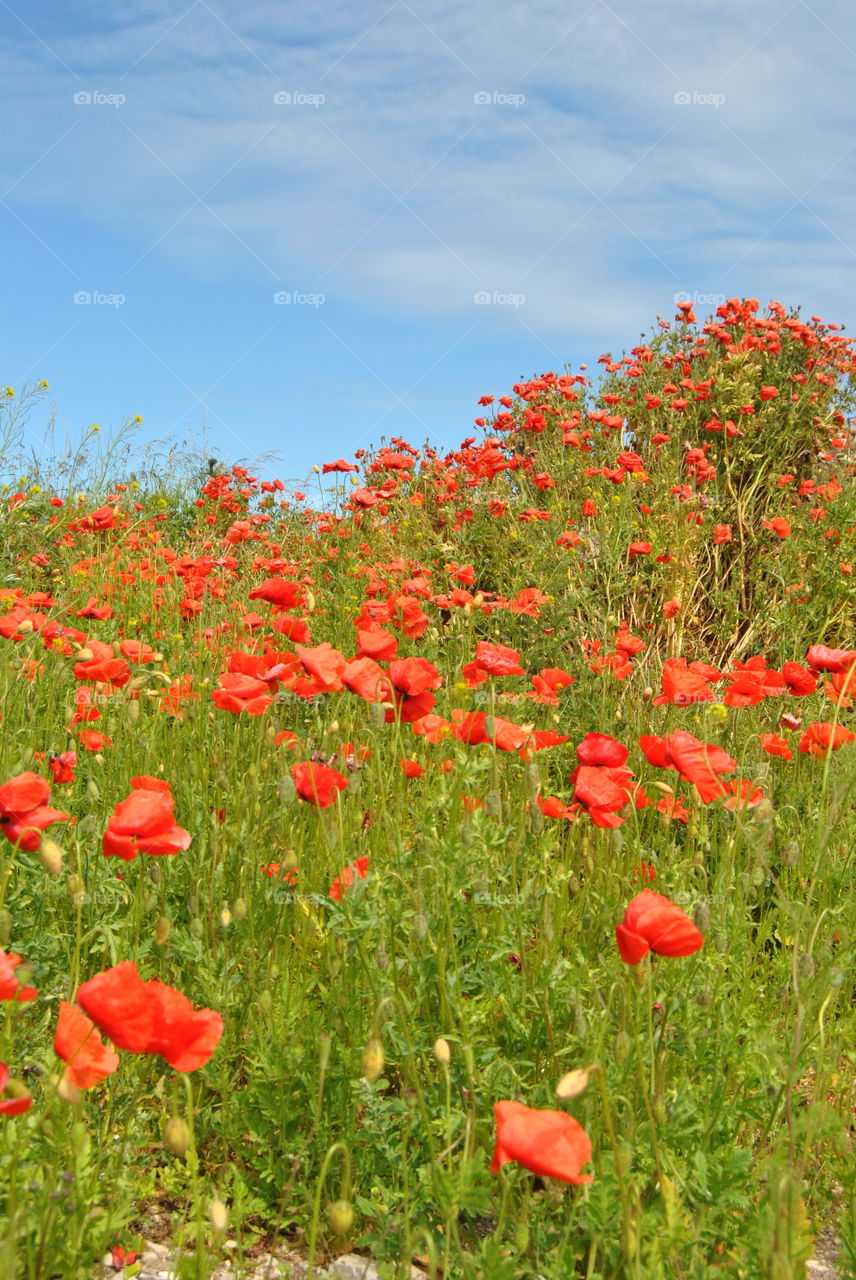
left=1, top=296, right=855, bottom=1280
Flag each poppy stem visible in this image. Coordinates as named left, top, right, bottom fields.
left=595, top=1066, right=641, bottom=1280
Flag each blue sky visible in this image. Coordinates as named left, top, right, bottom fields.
left=2, top=0, right=855, bottom=488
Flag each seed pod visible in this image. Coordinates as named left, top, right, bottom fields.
left=164, top=1117, right=191, bottom=1157
left=39, top=839, right=64, bottom=875
left=362, top=1038, right=384, bottom=1083
left=67, top=874, right=85, bottom=901
left=613, top=1030, right=631, bottom=1063
left=327, top=1200, right=354, bottom=1236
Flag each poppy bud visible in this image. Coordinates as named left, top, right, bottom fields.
left=523, top=762, right=540, bottom=800
left=86, top=779, right=100, bottom=801
left=38, top=838, right=64, bottom=875
left=57, top=1076, right=82, bottom=1105
left=0, top=908, right=11, bottom=946
left=164, top=1117, right=191, bottom=1157
left=127, top=701, right=140, bottom=723
left=693, top=900, right=710, bottom=933
left=433, top=1037, right=451, bottom=1065
left=232, top=898, right=247, bottom=921
left=258, top=989, right=273, bottom=1014
left=154, top=916, right=171, bottom=945
left=189, top=918, right=204, bottom=939
left=277, top=776, right=297, bottom=803
left=67, top=874, right=85, bottom=901
left=209, top=1200, right=228, bottom=1232
left=780, top=841, right=800, bottom=866
left=613, top=1030, right=631, bottom=1063
left=556, top=1067, right=591, bottom=1099
left=327, top=1200, right=354, bottom=1235
left=362, top=1038, right=384, bottom=1083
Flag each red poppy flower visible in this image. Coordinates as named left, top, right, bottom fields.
left=211, top=672, right=273, bottom=716
left=576, top=733, right=628, bottom=768
left=797, top=722, right=856, bottom=758
left=0, top=772, right=70, bottom=852
left=472, top=642, right=524, bottom=677
left=652, top=658, right=714, bottom=706
left=295, top=643, right=347, bottom=692
left=781, top=662, right=817, bottom=696
left=0, top=950, right=37, bottom=1002
left=342, top=657, right=394, bottom=703
left=54, top=1001, right=120, bottom=1089
left=639, top=730, right=736, bottom=803
left=570, top=757, right=632, bottom=829
left=48, top=751, right=77, bottom=784
left=763, top=518, right=791, bottom=539
left=329, top=855, right=369, bottom=900
left=806, top=645, right=856, bottom=673
left=103, top=785, right=191, bottom=861
left=291, top=761, right=348, bottom=807
left=356, top=627, right=398, bottom=661
left=248, top=577, right=303, bottom=608
left=76, top=728, right=113, bottom=752
left=388, top=656, right=442, bottom=696
left=759, top=733, right=793, bottom=760
left=616, top=890, right=704, bottom=965
left=73, top=639, right=131, bottom=689
left=490, top=1100, right=593, bottom=1185
left=0, top=1063, right=32, bottom=1116
left=77, top=961, right=223, bottom=1071
left=144, top=981, right=226, bottom=1072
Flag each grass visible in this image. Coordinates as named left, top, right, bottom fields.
left=0, top=297, right=854, bottom=1280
